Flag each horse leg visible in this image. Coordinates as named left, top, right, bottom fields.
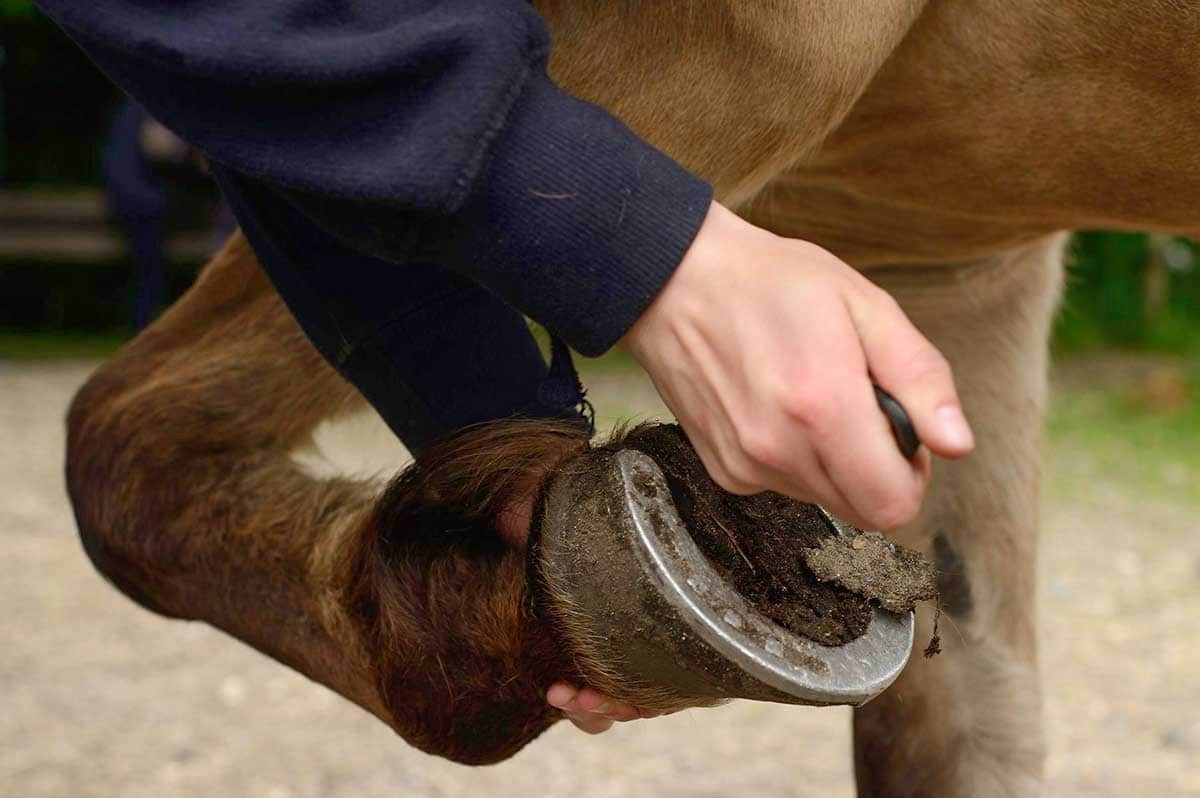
left=852, top=235, right=1067, bottom=797
left=66, top=233, right=590, bottom=765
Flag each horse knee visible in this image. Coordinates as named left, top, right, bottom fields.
left=65, top=373, right=176, bottom=615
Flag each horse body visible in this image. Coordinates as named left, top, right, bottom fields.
left=67, top=3, right=1197, bottom=794
left=792, top=0, right=1200, bottom=263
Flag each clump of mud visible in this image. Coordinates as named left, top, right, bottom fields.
left=621, top=425, right=938, bottom=647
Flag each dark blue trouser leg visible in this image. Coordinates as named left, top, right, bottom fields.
left=122, top=212, right=165, bottom=331
left=103, top=98, right=169, bottom=331
left=212, top=168, right=590, bottom=455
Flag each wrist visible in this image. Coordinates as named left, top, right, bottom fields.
left=618, top=200, right=746, bottom=361
left=440, top=74, right=713, bottom=357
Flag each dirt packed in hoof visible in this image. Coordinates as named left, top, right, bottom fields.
left=620, top=425, right=937, bottom=647
left=803, top=531, right=938, bottom=614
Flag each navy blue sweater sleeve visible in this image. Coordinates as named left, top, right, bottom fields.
left=36, top=1, right=713, bottom=355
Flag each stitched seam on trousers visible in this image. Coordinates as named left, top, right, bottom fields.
left=444, top=46, right=544, bottom=213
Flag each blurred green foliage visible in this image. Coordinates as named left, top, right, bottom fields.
left=0, top=0, right=35, bottom=18
left=1046, top=368, right=1200, bottom=503
left=1057, top=233, right=1200, bottom=354
left=0, top=330, right=125, bottom=360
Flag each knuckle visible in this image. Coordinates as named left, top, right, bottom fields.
left=904, top=345, right=953, bottom=386
left=780, top=385, right=837, bottom=430
left=794, top=239, right=839, bottom=266
left=870, top=284, right=904, bottom=313
left=866, top=492, right=921, bottom=531
left=701, top=455, right=756, bottom=495
left=721, top=472, right=760, bottom=496
left=719, top=462, right=760, bottom=495
left=736, top=424, right=785, bottom=471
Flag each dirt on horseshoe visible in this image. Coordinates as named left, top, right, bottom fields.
left=618, top=424, right=938, bottom=646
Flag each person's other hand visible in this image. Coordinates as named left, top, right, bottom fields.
left=545, top=682, right=667, bottom=734
left=499, top=499, right=667, bottom=735
left=621, top=202, right=974, bottom=532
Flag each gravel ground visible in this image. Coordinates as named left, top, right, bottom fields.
left=2, top=360, right=1198, bottom=798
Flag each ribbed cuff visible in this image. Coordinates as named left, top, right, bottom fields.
left=439, top=71, right=714, bottom=356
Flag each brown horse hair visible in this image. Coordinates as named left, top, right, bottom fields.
left=332, top=419, right=595, bottom=763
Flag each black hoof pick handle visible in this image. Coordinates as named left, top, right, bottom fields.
left=873, top=385, right=921, bottom=459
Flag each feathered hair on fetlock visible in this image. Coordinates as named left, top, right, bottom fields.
left=335, top=419, right=593, bottom=764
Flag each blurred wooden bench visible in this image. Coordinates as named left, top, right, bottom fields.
left=0, top=190, right=212, bottom=262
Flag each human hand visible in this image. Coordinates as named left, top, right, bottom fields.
left=499, top=499, right=667, bottom=735
left=545, top=682, right=667, bottom=735
left=621, top=202, right=974, bottom=531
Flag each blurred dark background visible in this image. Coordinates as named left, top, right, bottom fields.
left=1, top=1, right=221, bottom=335
left=3, top=2, right=1199, bottom=349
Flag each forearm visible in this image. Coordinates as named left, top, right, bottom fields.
left=269, top=0, right=932, bottom=351
left=42, top=0, right=929, bottom=359
left=37, top=0, right=712, bottom=355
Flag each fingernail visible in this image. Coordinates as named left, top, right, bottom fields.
left=591, top=701, right=612, bottom=715
left=936, top=405, right=974, bottom=451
